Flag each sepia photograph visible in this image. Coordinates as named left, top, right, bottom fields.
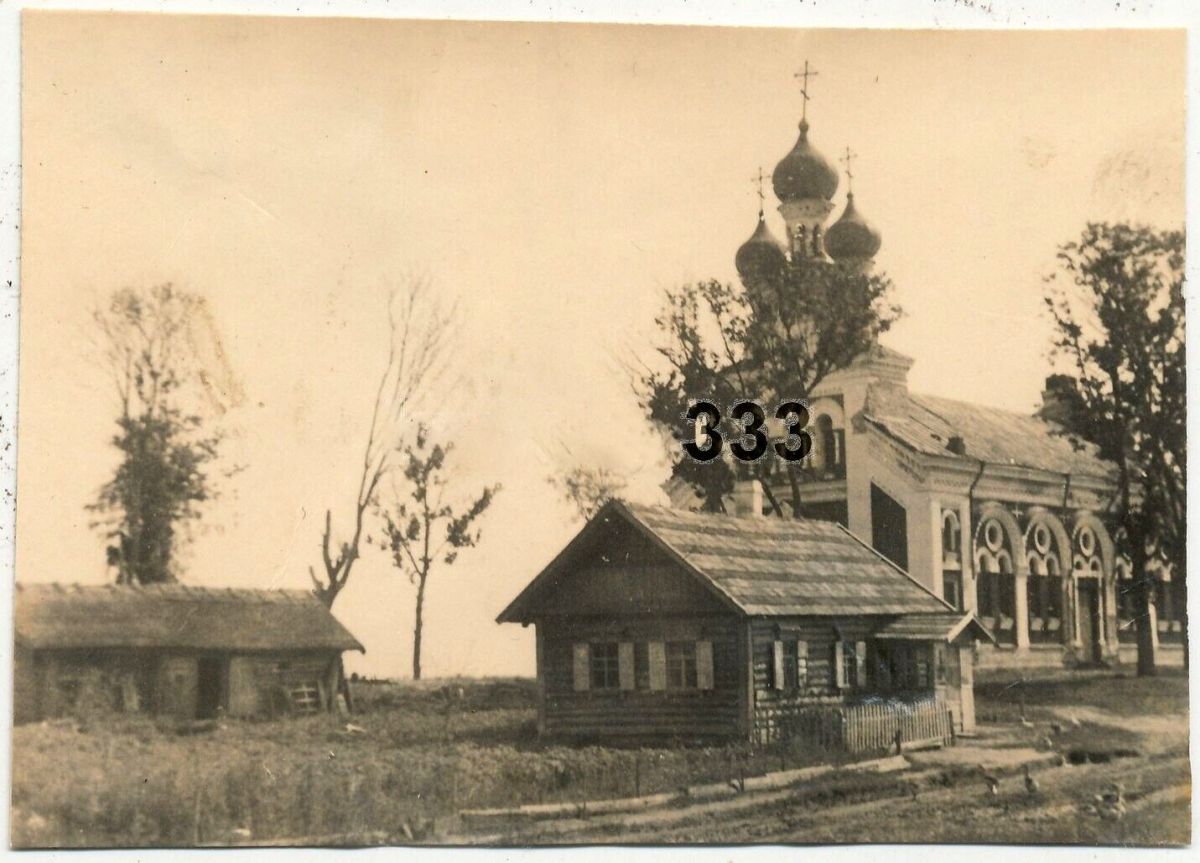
left=6, top=9, right=1190, bottom=851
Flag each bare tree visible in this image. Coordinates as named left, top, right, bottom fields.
left=309, top=279, right=455, bottom=608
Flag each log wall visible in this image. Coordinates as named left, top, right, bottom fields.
left=540, top=615, right=742, bottom=741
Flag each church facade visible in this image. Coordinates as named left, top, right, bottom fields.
left=670, top=95, right=1184, bottom=671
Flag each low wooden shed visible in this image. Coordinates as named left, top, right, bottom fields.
left=14, top=583, right=364, bottom=723
left=499, top=501, right=994, bottom=746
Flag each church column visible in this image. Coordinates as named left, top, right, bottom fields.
left=958, top=498, right=975, bottom=614
left=929, top=499, right=945, bottom=601
left=1014, top=516, right=1031, bottom=648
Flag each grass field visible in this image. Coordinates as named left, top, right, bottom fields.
left=11, top=677, right=834, bottom=847
left=10, top=669, right=1190, bottom=848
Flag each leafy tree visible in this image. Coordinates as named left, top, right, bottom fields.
left=89, top=284, right=242, bottom=584
left=548, top=465, right=628, bottom=522
left=1044, top=222, right=1185, bottom=675
left=636, top=260, right=900, bottom=516
left=310, top=279, right=455, bottom=608
left=377, top=424, right=500, bottom=680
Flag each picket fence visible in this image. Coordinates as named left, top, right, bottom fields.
left=774, top=695, right=953, bottom=753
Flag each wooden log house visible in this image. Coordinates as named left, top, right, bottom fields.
left=14, top=583, right=364, bottom=723
left=498, top=501, right=994, bottom=745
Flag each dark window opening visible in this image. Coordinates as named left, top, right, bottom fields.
left=196, top=657, right=224, bottom=719
left=943, top=569, right=963, bottom=611
left=870, top=483, right=908, bottom=571
left=1027, top=575, right=1063, bottom=644
left=589, top=642, right=620, bottom=690
left=1156, top=577, right=1184, bottom=643
left=873, top=643, right=933, bottom=691
left=976, top=554, right=1017, bottom=646
left=666, top=641, right=698, bottom=689
left=633, top=642, right=650, bottom=690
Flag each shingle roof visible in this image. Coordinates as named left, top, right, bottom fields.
left=874, top=612, right=996, bottom=644
left=14, top=583, right=364, bottom=653
left=499, top=501, right=952, bottom=622
left=861, top=385, right=1115, bottom=480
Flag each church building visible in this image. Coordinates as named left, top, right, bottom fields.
left=669, top=82, right=1184, bottom=671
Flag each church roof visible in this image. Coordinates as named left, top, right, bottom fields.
left=824, top=192, right=882, bottom=260
left=15, top=583, right=365, bottom=653
left=861, top=385, right=1115, bottom=481
left=772, top=119, right=840, bottom=203
left=498, top=501, right=952, bottom=622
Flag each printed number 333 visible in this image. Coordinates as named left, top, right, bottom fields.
left=683, top=400, right=812, bottom=463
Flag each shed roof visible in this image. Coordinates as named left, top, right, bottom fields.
left=862, top=385, right=1114, bottom=481
left=499, top=501, right=953, bottom=622
left=873, top=612, right=996, bottom=644
left=15, top=583, right=364, bottom=653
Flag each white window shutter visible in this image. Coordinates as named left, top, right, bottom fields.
left=618, top=642, right=635, bottom=690
left=572, top=643, right=590, bottom=691
left=834, top=641, right=847, bottom=689
left=855, top=640, right=868, bottom=688
left=648, top=641, right=667, bottom=691
left=796, top=639, right=808, bottom=687
left=772, top=640, right=785, bottom=690
left=696, top=640, right=714, bottom=690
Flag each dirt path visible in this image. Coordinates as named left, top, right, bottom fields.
left=554, top=752, right=1189, bottom=846
left=1045, top=706, right=1188, bottom=753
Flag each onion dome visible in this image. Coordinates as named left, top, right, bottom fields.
left=824, top=192, right=882, bottom=260
left=771, top=119, right=839, bottom=203
left=735, top=215, right=787, bottom=280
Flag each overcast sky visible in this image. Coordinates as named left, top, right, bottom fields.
left=18, top=16, right=1184, bottom=677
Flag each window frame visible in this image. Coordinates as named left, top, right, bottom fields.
left=665, top=641, right=698, bottom=690
left=588, top=641, right=621, bottom=690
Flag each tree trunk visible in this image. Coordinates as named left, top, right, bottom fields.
left=413, top=574, right=427, bottom=681
left=786, top=463, right=803, bottom=519
left=1131, top=540, right=1157, bottom=677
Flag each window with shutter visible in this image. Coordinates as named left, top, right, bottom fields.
left=647, top=641, right=667, bottom=691
left=695, top=641, right=714, bottom=690
left=781, top=640, right=798, bottom=688
left=855, top=640, right=867, bottom=690
left=771, top=640, right=786, bottom=690
left=572, top=643, right=590, bottom=691
left=589, top=642, right=620, bottom=689
left=618, top=642, right=635, bottom=690
left=833, top=640, right=847, bottom=689
left=666, top=641, right=698, bottom=689
left=796, top=640, right=809, bottom=690
left=633, top=642, right=650, bottom=690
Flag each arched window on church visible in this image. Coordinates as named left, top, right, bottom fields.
left=1072, top=523, right=1110, bottom=656
left=941, top=510, right=963, bottom=610
left=975, top=517, right=1016, bottom=646
left=1025, top=519, right=1064, bottom=644
left=794, top=224, right=807, bottom=255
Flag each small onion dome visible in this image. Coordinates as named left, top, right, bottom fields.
left=735, top=215, right=787, bottom=280
left=772, top=119, right=839, bottom=203
left=824, top=193, right=882, bottom=260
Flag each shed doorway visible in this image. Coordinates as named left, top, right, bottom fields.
left=196, top=657, right=225, bottom=718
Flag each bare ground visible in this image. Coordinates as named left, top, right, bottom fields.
left=472, top=670, right=1191, bottom=847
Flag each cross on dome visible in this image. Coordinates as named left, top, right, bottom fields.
left=841, top=146, right=857, bottom=194
left=793, top=60, right=819, bottom=122
left=751, top=167, right=767, bottom=216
